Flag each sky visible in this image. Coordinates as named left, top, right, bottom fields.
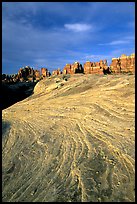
left=2, top=2, right=135, bottom=74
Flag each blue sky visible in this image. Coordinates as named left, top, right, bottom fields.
left=2, top=2, right=135, bottom=74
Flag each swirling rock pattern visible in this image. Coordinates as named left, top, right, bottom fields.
left=2, top=74, right=135, bottom=202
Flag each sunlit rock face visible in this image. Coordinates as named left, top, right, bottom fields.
left=2, top=66, right=36, bottom=83
left=110, top=54, right=135, bottom=74
left=52, top=68, right=62, bottom=75
left=2, top=74, right=135, bottom=202
left=84, top=60, right=108, bottom=75
left=41, top=68, right=51, bottom=78
left=63, top=62, right=83, bottom=74
left=18, top=66, right=35, bottom=82
left=71, top=62, right=84, bottom=74
left=63, top=64, right=72, bottom=74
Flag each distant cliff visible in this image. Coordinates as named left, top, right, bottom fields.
left=2, top=53, right=135, bottom=84
left=2, top=53, right=135, bottom=109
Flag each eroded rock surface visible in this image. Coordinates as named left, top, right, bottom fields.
left=2, top=74, right=135, bottom=202
left=110, top=53, right=135, bottom=74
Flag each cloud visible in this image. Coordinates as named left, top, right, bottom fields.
left=84, top=46, right=135, bottom=66
left=99, top=39, right=132, bottom=46
left=109, top=40, right=130, bottom=45
left=98, top=33, right=135, bottom=46
left=2, top=16, right=96, bottom=74
left=85, top=54, right=113, bottom=64
left=2, top=2, right=135, bottom=74
left=64, top=23, right=92, bottom=32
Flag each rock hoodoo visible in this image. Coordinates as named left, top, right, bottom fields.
left=2, top=53, right=135, bottom=84
left=110, top=53, right=135, bottom=74
left=52, top=68, right=62, bottom=75
left=83, top=60, right=108, bottom=74
left=63, top=62, right=83, bottom=74
left=41, top=68, right=51, bottom=78
left=2, top=66, right=45, bottom=83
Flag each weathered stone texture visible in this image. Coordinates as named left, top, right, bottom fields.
left=63, top=62, right=83, bottom=74
left=110, top=53, right=135, bottom=74
left=84, top=60, right=108, bottom=74
left=63, top=64, right=72, bottom=74
left=2, top=53, right=135, bottom=84
left=41, top=68, right=51, bottom=78
left=71, top=62, right=84, bottom=74
left=17, top=66, right=35, bottom=82
left=34, top=70, right=41, bottom=80
left=52, top=68, right=62, bottom=75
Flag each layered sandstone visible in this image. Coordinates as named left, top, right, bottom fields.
left=110, top=54, right=135, bottom=74
left=52, top=68, right=62, bottom=75
left=63, top=62, right=83, bottom=74
left=41, top=68, right=51, bottom=78
left=71, top=62, right=84, bottom=74
left=18, top=66, right=35, bottom=82
left=2, top=74, right=135, bottom=202
left=34, top=70, right=41, bottom=81
left=63, top=64, right=72, bottom=74
left=84, top=60, right=108, bottom=75
left=2, top=53, right=135, bottom=87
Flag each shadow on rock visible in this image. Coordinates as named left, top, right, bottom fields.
left=2, top=120, right=11, bottom=137
left=2, top=82, right=37, bottom=110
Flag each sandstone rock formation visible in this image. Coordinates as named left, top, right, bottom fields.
left=2, top=53, right=135, bottom=85
left=41, top=68, right=51, bottom=78
left=2, top=74, right=135, bottom=202
left=110, top=58, right=121, bottom=73
left=63, top=62, right=83, bottom=74
left=2, top=74, right=19, bottom=83
left=18, top=66, right=35, bottom=82
left=63, top=64, right=72, bottom=74
left=2, top=66, right=50, bottom=84
left=84, top=60, right=108, bottom=75
left=34, top=70, right=41, bottom=81
left=52, top=68, right=62, bottom=75
left=71, top=62, right=84, bottom=74
left=110, top=54, right=135, bottom=74
left=2, top=66, right=42, bottom=109
left=2, top=66, right=35, bottom=83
